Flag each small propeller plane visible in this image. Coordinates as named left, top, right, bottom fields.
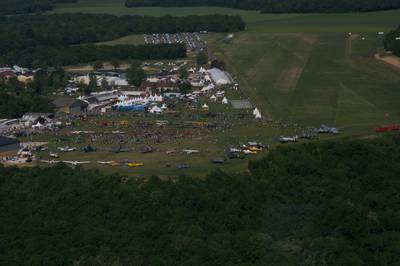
left=317, top=124, right=341, bottom=135
left=62, top=161, right=91, bottom=166
left=242, top=149, right=258, bottom=155
left=98, top=161, right=120, bottom=166
left=127, top=162, right=144, bottom=168
left=40, top=160, right=60, bottom=164
left=49, top=153, right=59, bottom=158
left=249, top=146, right=263, bottom=152
left=183, top=149, right=199, bottom=155
left=229, top=148, right=241, bottom=153
left=279, top=136, right=298, bottom=143
left=57, top=146, right=77, bottom=152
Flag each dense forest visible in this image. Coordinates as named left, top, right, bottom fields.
left=1, top=135, right=400, bottom=265
left=0, top=14, right=244, bottom=67
left=125, top=0, right=400, bottom=13
left=0, top=0, right=77, bottom=15
left=383, top=25, right=400, bottom=57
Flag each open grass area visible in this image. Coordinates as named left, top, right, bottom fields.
left=48, top=1, right=400, bottom=175
left=207, top=30, right=400, bottom=133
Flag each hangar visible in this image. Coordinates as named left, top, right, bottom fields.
left=0, top=136, right=20, bottom=155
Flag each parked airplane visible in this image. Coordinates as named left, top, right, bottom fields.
left=57, top=146, right=77, bottom=152
left=62, top=161, right=91, bottom=166
left=248, top=141, right=268, bottom=149
left=108, top=146, right=133, bottom=153
left=40, top=160, right=60, bottom=164
left=249, top=146, right=263, bottom=152
left=177, top=163, right=191, bottom=169
left=279, top=136, right=298, bottom=143
left=316, top=124, right=341, bottom=134
left=98, top=161, right=118, bottom=165
left=49, top=153, right=59, bottom=158
left=229, top=148, right=241, bottom=153
left=127, top=162, right=144, bottom=168
left=242, top=149, right=257, bottom=155
left=166, top=149, right=177, bottom=154
left=183, top=149, right=200, bottom=155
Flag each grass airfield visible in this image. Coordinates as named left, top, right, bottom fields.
left=45, top=1, right=400, bottom=176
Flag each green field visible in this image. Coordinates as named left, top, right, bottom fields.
left=47, top=1, right=400, bottom=176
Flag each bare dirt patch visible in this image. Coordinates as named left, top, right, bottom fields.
left=276, top=66, right=303, bottom=92
left=375, top=54, right=400, bottom=69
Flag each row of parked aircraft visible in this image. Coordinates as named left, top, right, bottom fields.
left=279, top=124, right=343, bottom=143
left=40, top=160, right=144, bottom=168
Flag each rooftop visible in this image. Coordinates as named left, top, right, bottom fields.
left=0, top=136, right=20, bottom=147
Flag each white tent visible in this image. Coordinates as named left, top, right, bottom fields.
left=210, top=95, right=217, bottom=102
left=208, top=68, right=232, bottom=85
left=253, top=108, right=262, bottom=119
left=32, top=122, right=45, bottom=129
left=216, top=91, right=225, bottom=97
left=222, top=97, right=228, bottom=104
left=199, top=67, right=207, bottom=74
left=202, top=104, right=209, bottom=110
left=149, top=106, right=163, bottom=114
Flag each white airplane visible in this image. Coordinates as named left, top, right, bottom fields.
left=63, top=161, right=91, bottom=166
left=183, top=149, right=200, bottom=155
left=49, top=153, right=59, bottom=158
left=57, top=146, right=77, bottom=152
left=166, top=149, right=177, bottom=154
left=279, top=136, right=298, bottom=143
left=242, top=149, right=257, bottom=155
left=40, top=160, right=60, bottom=164
left=317, top=124, right=341, bottom=134
left=97, top=161, right=117, bottom=165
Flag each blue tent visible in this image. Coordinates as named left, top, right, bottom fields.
left=118, top=105, right=147, bottom=112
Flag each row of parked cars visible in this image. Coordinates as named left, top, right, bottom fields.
left=144, top=32, right=207, bottom=51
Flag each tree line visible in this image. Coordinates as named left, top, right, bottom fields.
left=125, top=0, right=400, bottom=13
left=0, top=0, right=77, bottom=15
left=384, top=25, right=400, bottom=57
left=1, top=134, right=400, bottom=265
left=0, top=13, right=245, bottom=67
left=125, top=0, right=266, bottom=10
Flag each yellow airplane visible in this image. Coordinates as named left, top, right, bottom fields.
left=249, top=146, right=263, bottom=152
left=127, top=162, right=144, bottom=168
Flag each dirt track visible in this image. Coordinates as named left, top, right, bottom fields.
left=375, top=54, right=400, bottom=69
